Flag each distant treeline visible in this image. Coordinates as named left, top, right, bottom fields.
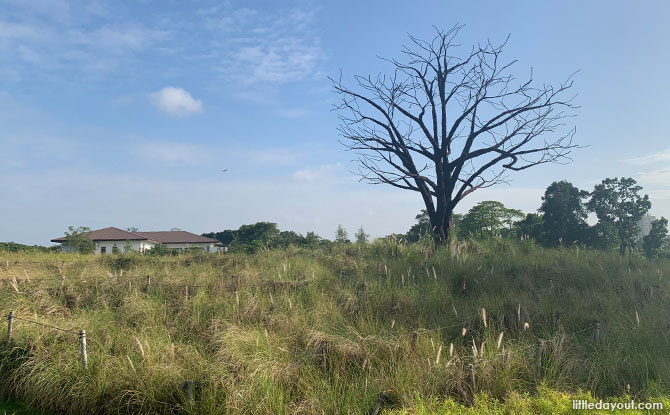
left=0, top=242, right=57, bottom=253
left=202, top=222, right=331, bottom=253
left=4, top=178, right=667, bottom=259
left=202, top=177, right=669, bottom=258
left=401, top=177, right=668, bottom=258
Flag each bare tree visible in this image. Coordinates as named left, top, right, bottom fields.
left=332, top=26, right=578, bottom=243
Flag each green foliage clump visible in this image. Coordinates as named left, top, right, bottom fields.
left=515, top=213, right=545, bottom=242
left=355, top=226, right=369, bottom=244
left=588, top=178, right=651, bottom=254
left=0, top=242, right=51, bottom=253
left=405, top=210, right=432, bottom=243
left=335, top=224, right=350, bottom=243
left=144, top=243, right=176, bottom=256
left=644, top=217, right=669, bottom=259
left=540, top=180, right=589, bottom=246
left=459, top=201, right=523, bottom=239
left=437, top=177, right=656, bottom=259
left=64, top=226, right=95, bottom=254
left=204, top=222, right=330, bottom=252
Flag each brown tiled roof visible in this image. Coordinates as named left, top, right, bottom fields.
left=51, top=227, right=145, bottom=242
left=135, top=231, right=221, bottom=245
left=51, top=227, right=222, bottom=245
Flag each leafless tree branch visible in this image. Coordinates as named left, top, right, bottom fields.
left=332, top=25, right=579, bottom=242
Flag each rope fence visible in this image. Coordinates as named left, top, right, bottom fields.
left=2, top=269, right=670, bottom=396
left=5, top=310, right=88, bottom=374
left=0, top=274, right=211, bottom=289
left=3, top=272, right=670, bottom=334
left=1, top=257, right=229, bottom=266
left=11, top=315, right=79, bottom=334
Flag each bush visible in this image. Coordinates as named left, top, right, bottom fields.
left=64, top=226, right=95, bottom=254
left=144, top=243, right=176, bottom=256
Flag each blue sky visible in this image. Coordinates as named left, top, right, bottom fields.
left=1, top=0, right=669, bottom=245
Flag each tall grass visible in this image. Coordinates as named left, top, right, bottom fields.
left=0, top=239, right=669, bottom=414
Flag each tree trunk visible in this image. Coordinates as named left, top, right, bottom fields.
left=431, top=209, right=452, bottom=245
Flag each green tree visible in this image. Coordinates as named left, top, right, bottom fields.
left=335, top=225, right=349, bottom=243
left=539, top=180, right=589, bottom=245
left=276, top=231, right=306, bottom=248
left=355, top=226, right=369, bottom=244
left=145, top=243, right=173, bottom=256
left=643, top=217, right=668, bottom=258
left=64, top=226, right=95, bottom=254
left=305, top=231, right=322, bottom=249
left=123, top=240, right=133, bottom=253
left=586, top=221, right=619, bottom=251
left=245, top=240, right=266, bottom=254
left=236, top=222, right=280, bottom=246
left=459, top=201, right=523, bottom=239
left=587, top=178, right=651, bottom=255
left=203, top=222, right=280, bottom=252
left=663, top=237, right=670, bottom=258
left=514, top=213, right=545, bottom=241
left=405, top=210, right=432, bottom=243
left=0, top=242, right=49, bottom=253
left=202, top=229, right=237, bottom=246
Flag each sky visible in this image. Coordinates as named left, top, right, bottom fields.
left=1, top=0, right=669, bottom=245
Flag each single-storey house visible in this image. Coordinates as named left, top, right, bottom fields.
left=51, top=227, right=224, bottom=254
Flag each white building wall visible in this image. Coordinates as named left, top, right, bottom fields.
left=60, top=240, right=223, bottom=254
left=94, top=240, right=155, bottom=254
left=637, top=214, right=657, bottom=244
left=163, top=242, right=219, bottom=252
left=60, top=244, right=76, bottom=253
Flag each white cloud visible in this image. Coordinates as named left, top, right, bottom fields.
left=235, top=40, right=323, bottom=84
left=18, top=45, right=40, bottom=63
left=616, top=148, right=670, bottom=212
left=0, top=3, right=327, bottom=91
left=247, top=148, right=301, bottom=166
left=0, top=3, right=169, bottom=79
left=291, top=163, right=345, bottom=182
left=130, top=141, right=304, bottom=168
left=133, top=141, right=209, bottom=164
left=278, top=107, right=311, bottom=118
left=637, top=167, right=670, bottom=185
left=204, top=8, right=256, bottom=32
left=109, top=93, right=135, bottom=106
left=207, top=7, right=325, bottom=86
left=4, top=0, right=71, bottom=22
left=647, top=189, right=670, bottom=201
left=217, top=145, right=303, bottom=166
left=622, top=149, right=670, bottom=165
left=149, top=86, right=203, bottom=116
left=83, top=25, right=162, bottom=51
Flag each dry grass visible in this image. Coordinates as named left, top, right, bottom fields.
left=0, top=240, right=669, bottom=414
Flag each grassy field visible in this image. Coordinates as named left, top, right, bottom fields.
left=0, top=239, right=669, bottom=414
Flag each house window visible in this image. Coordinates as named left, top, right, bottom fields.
left=100, top=246, right=107, bottom=254
left=112, top=245, right=119, bottom=254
